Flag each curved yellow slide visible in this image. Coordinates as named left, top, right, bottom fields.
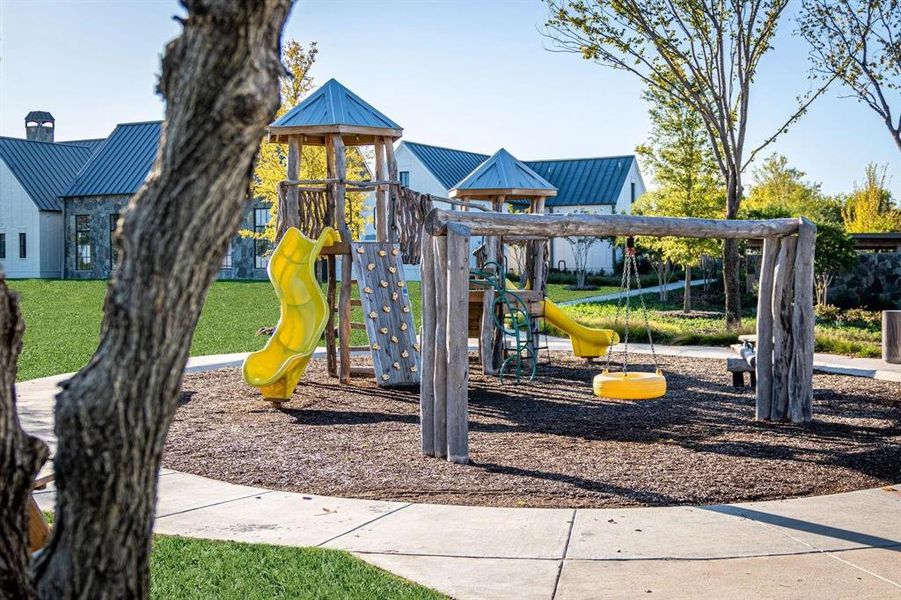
left=541, top=299, right=619, bottom=358
left=243, top=226, right=340, bottom=401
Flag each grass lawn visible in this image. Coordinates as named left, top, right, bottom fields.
left=10, top=278, right=599, bottom=381
left=39, top=512, right=441, bottom=599
left=544, top=283, right=620, bottom=303
left=554, top=289, right=882, bottom=358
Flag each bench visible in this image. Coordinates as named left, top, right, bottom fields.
left=727, top=334, right=758, bottom=388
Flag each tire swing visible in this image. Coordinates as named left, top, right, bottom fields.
left=593, top=237, right=667, bottom=400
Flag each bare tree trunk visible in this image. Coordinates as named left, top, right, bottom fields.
left=29, top=2, right=291, bottom=597
left=723, top=172, right=743, bottom=328
left=0, top=280, right=49, bottom=599
left=683, top=264, right=692, bottom=313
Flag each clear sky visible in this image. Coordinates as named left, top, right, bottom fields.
left=1, top=0, right=898, bottom=197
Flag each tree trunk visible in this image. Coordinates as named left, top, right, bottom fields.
left=29, top=2, right=290, bottom=597
left=723, top=172, right=743, bottom=328
left=683, top=264, right=692, bottom=313
left=0, top=280, right=49, bottom=599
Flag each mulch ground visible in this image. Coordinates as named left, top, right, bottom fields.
left=164, top=353, right=901, bottom=509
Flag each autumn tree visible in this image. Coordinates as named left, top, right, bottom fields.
left=842, top=163, right=901, bottom=232
left=0, top=1, right=291, bottom=596
left=634, top=84, right=722, bottom=313
left=544, top=0, right=830, bottom=327
left=251, top=40, right=371, bottom=247
left=800, top=0, right=901, bottom=152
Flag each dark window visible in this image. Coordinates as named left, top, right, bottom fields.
left=630, top=182, right=636, bottom=203
left=399, top=171, right=410, bottom=187
left=109, top=213, right=120, bottom=270
left=75, top=215, right=92, bottom=270
left=18, top=233, right=26, bottom=259
left=221, top=239, right=233, bottom=269
left=254, top=207, right=271, bottom=269
left=0, top=234, right=5, bottom=259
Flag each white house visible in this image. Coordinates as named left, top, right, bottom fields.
left=394, top=141, right=645, bottom=275
left=0, top=112, right=102, bottom=278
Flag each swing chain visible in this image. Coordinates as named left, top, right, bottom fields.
left=604, top=237, right=659, bottom=372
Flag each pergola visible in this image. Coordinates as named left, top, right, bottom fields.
left=419, top=209, right=816, bottom=464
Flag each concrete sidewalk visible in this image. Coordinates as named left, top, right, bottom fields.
left=556, top=278, right=712, bottom=306
left=18, top=352, right=901, bottom=599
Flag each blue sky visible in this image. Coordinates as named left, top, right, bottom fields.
left=1, top=0, right=898, bottom=197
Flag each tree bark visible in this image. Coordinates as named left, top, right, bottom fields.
left=683, top=264, right=692, bottom=313
left=722, top=172, right=743, bottom=328
left=0, top=280, right=49, bottom=599
left=30, top=2, right=290, bottom=597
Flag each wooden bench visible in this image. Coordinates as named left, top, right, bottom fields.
left=727, top=334, right=758, bottom=388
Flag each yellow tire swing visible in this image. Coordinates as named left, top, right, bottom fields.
left=593, top=237, right=667, bottom=400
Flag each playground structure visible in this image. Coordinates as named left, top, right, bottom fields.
left=420, top=209, right=817, bottom=464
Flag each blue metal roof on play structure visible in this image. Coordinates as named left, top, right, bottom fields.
left=452, top=148, right=556, bottom=194
left=271, top=78, right=402, bottom=131
left=64, top=121, right=162, bottom=197
left=403, top=141, right=637, bottom=206
left=0, top=137, right=96, bottom=211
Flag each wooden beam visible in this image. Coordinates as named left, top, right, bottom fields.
left=445, top=223, right=471, bottom=464
left=384, top=138, right=399, bottom=243
left=331, top=133, right=352, bottom=384
left=755, top=236, right=779, bottom=420
left=433, top=235, right=449, bottom=459
left=374, top=137, right=387, bottom=242
left=425, top=208, right=801, bottom=239
left=771, top=236, right=797, bottom=420
left=325, top=136, right=338, bottom=378
left=419, top=229, right=437, bottom=456
left=789, top=218, right=816, bottom=423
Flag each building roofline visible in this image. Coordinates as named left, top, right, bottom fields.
left=403, top=141, right=636, bottom=165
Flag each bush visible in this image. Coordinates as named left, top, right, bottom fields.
left=840, top=307, right=882, bottom=329
left=815, top=303, right=841, bottom=323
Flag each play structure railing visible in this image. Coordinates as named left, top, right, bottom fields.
left=420, top=208, right=817, bottom=464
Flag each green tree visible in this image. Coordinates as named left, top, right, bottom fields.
left=744, top=153, right=844, bottom=224
left=812, top=223, right=858, bottom=305
left=634, top=86, right=722, bottom=313
left=800, top=0, right=901, bottom=153
left=842, top=163, right=901, bottom=232
left=544, top=0, right=831, bottom=327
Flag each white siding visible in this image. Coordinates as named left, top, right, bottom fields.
left=0, top=159, right=45, bottom=278
left=395, top=143, right=448, bottom=197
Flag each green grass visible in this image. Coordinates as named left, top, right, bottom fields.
left=554, top=290, right=882, bottom=357
left=544, top=283, right=620, bottom=303
left=150, top=536, right=443, bottom=600
left=39, top=513, right=441, bottom=599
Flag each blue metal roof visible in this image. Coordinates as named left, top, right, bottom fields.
left=271, top=78, right=401, bottom=131
left=64, top=121, right=162, bottom=197
left=452, top=148, right=556, bottom=194
left=0, top=137, right=95, bottom=211
left=401, top=142, right=488, bottom=189
left=404, top=141, right=635, bottom=206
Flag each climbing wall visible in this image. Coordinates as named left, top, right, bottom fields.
left=351, top=242, right=421, bottom=387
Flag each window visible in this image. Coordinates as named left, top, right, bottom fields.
left=75, top=215, right=92, bottom=270
left=18, top=233, right=26, bottom=259
left=630, top=182, right=636, bottom=203
left=109, top=214, right=120, bottom=270
left=0, top=234, right=5, bottom=259
left=221, top=238, right=233, bottom=269
left=399, top=171, right=410, bottom=188
left=254, top=207, right=271, bottom=269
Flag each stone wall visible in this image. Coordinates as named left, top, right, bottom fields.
left=747, top=250, right=901, bottom=310
left=64, top=195, right=270, bottom=281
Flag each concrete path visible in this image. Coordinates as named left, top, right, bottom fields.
left=19, top=354, right=901, bottom=599
left=556, top=278, right=712, bottom=306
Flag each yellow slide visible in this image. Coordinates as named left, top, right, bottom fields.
left=541, top=299, right=619, bottom=358
left=243, top=226, right=340, bottom=402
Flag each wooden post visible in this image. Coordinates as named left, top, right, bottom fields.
left=755, top=236, right=779, bottom=420
left=528, top=197, right=547, bottom=362
left=883, top=310, right=901, bottom=364
left=374, top=137, right=387, bottom=242
left=324, top=136, right=338, bottom=377
left=433, top=235, right=449, bottom=459
left=789, top=218, right=816, bottom=423
left=771, top=236, right=797, bottom=420
left=480, top=194, right=505, bottom=375
left=446, top=224, right=471, bottom=464
left=331, top=133, right=352, bottom=384
left=384, top=138, right=399, bottom=243
left=419, top=228, right=436, bottom=456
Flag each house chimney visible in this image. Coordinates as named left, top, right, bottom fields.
left=25, top=111, right=55, bottom=142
